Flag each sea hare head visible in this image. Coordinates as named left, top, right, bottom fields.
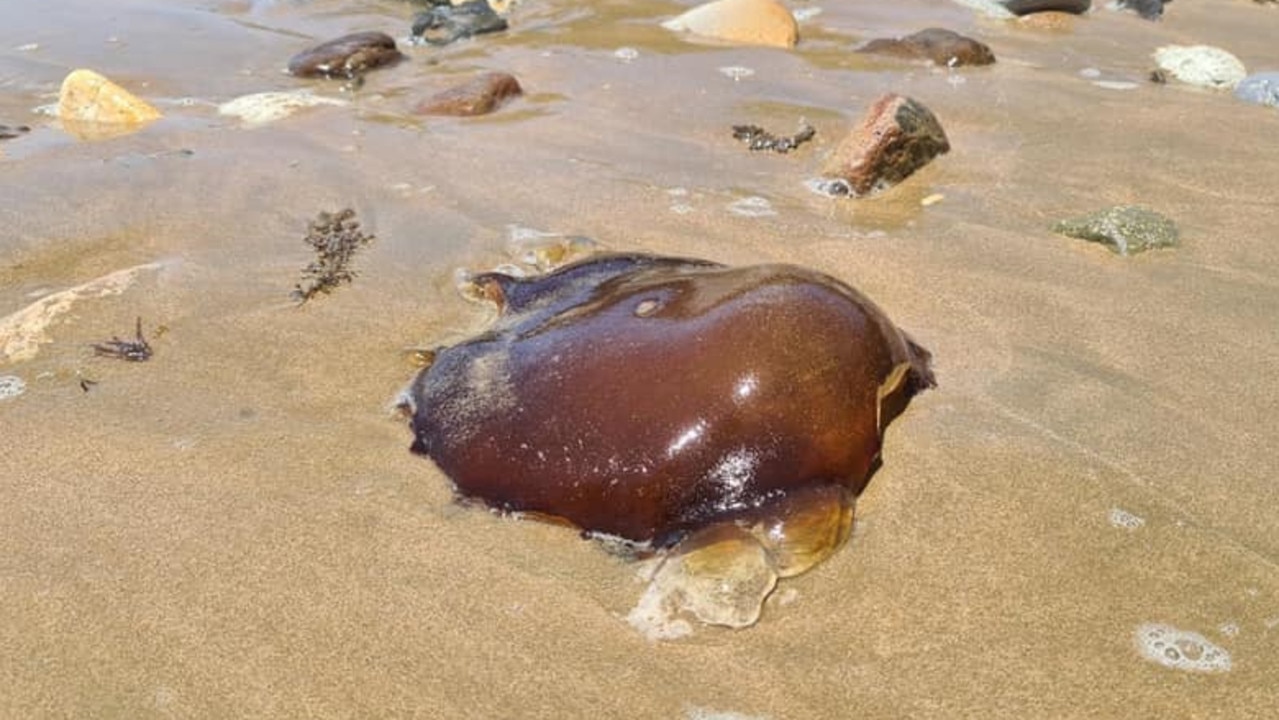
left=406, top=253, right=934, bottom=547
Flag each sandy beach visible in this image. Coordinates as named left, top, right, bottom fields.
left=3, top=0, right=1278, bottom=717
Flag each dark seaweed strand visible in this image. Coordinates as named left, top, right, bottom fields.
left=93, top=317, right=153, bottom=361
left=292, top=208, right=375, bottom=303
left=731, top=123, right=816, bottom=154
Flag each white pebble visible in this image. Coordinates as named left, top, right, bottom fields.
left=1153, top=45, right=1247, bottom=90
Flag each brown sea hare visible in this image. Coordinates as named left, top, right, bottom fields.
left=404, top=253, right=934, bottom=630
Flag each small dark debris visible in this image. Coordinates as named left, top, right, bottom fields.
left=293, top=208, right=375, bottom=303
left=1, top=124, right=31, bottom=141
left=79, top=378, right=99, bottom=392
left=94, top=317, right=154, bottom=362
left=731, top=123, right=816, bottom=154
left=1149, top=69, right=1168, bottom=84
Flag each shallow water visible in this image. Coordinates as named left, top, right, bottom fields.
left=3, top=0, right=1278, bottom=717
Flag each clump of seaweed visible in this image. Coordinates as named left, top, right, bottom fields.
left=94, top=317, right=153, bottom=361
left=731, top=122, right=816, bottom=154
left=293, top=208, right=375, bottom=303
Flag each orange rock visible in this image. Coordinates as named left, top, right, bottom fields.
left=58, top=69, right=161, bottom=138
left=1016, top=10, right=1077, bottom=31
left=662, top=0, right=799, bottom=49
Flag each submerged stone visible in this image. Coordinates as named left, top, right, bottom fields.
left=414, top=72, right=523, bottom=116
left=218, top=90, right=347, bottom=125
left=287, top=32, right=404, bottom=79
left=858, top=28, right=996, bottom=67
left=1052, top=205, right=1179, bottom=255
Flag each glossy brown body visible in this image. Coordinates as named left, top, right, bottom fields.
left=407, top=254, right=934, bottom=546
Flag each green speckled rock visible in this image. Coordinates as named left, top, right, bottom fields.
left=1052, top=205, right=1179, bottom=256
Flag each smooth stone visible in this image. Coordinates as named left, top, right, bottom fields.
left=57, top=69, right=161, bottom=136
left=1052, top=205, right=1179, bottom=255
left=1234, top=72, right=1279, bottom=108
left=820, top=94, right=951, bottom=197
left=287, top=31, right=403, bottom=79
left=1153, top=45, right=1246, bottom=90
left=414, top=72, right=522, bottom=116
left=858, top=28, right=995, bottom=67
left=661, top=0, right=799, bottom=49
left=1114, top=0, right=1170, bottom=18
left=1001, top=0, right=1091, bottom=13
left=412, top=0, right=509, bottom=45
left=218, top=90, right=348, bottom=125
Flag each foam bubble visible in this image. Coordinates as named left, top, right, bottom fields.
left=1134, top=623, right=1232, bottom=673
left=718, top=66, right=755, bottom=81
left=1108, top=507, right=1145, bottom=530
left=727, top=196, right=776, bottom=218
left=0, top=375, right=25, bottom=400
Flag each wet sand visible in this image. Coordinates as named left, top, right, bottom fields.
left=3, top=0, right=1278, bottom=717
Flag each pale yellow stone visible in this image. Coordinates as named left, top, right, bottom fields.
left=662, top=0, right=799, bottom=49
left=58, top=69, right=161, bottom=134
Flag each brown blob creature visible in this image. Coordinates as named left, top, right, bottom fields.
left=405, top=254, right=935, bottom=552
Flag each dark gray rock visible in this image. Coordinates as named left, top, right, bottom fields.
left=1052, top=206, right=1178, bottom=256
left=411, top=0, right=508, bottom=46
left=1114, top=0, right=1171, bottom=19
left=1002, top=0, right=1091, bottom=14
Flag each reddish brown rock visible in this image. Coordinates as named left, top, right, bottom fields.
left=820, top=94, right=950, bottom=197
left=858, top=28, right=995, bottom=67
left=414, top=72, right=523, bottom=117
